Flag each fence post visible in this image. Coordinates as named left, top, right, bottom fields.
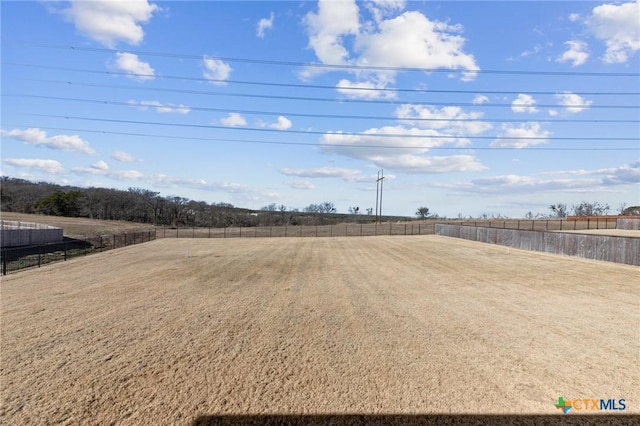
left=285, top=226, right=288, bottom=237
left=38, top=245, right=42, bottom=268
left=163, top=226, right=166, bottom=238
left=300, top=225, right=303, bottom=237
left=361, top=223, right=363, bottom=237
left=405, top=224, right=407, bottom=235
left=134, top=233, right=136, bottom=245
left=209, top=227, right=211, bottom=238
left=64, top=241, right=67, bottom=261
left=240, top=227, right=242, bottom=238
left=270, top=226, right=272, bottom=238
left=224, top=227, right=227, bottom=238
left=193, top=227, right=195, bottom=238
left=389, top=222, right=392, bottom=235
left=113, top=234, right=116, bottom=250
left=84, top=236, right=88, bottom=256
left=330, top=224, right=332, bottom=237
left=316, top=224, right=318, bottom=237
left=418, top=224, right=421, bottom=235
left=2, top=248, right=6, bottom=275
left=345, top=224, right=348, bottom=236
left=545, top=220, right=548, bottom=231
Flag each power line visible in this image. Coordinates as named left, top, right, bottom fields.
left=19, top=114, right=640, bottom=141
left=4, top=62, right=640, bottom=96
left=6, top=94, right=639, bottom=124
left=12, top=78, right=640, bottom=109
left=7, top=42, right=640, bottom=77
left=3, top=124, right=635, bottom=151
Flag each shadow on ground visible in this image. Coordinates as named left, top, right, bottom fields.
left=192, top=414, right=638, bottom=426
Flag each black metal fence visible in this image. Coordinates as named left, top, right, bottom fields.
left=1, top=229, right=156, bottom=275
left=157, top=218, right=618, bottom=239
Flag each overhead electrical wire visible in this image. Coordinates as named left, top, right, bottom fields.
left=3, top=62, right=640, bottom=96
left=4, top=124, right=635, bottom=151
left=11, top=78, right=640, bottom=109
left=4, top=94, right=639, bottom=124
left=21, top=114, right=639, bottom=142
left=7, top=41, right=640, bottom=77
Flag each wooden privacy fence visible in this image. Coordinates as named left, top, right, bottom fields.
left=435, top=224, right=639, bottom=266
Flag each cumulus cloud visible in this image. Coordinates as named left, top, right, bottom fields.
left=301, top=1, right=478, bottom=92
left=491, top=122, right=551, bottom=149
left=59, top=0, right=159, bottom=47
left=91, top=160, right=109, bottom=171
left=280, top=167, right=388, bottom=183
left=317, top=123, right=485, bottom=174
left=555, top=92, right=593, bottom=113
left=394, top=104, right=492, bottom=135
left=269, top=116, right=292, bottom=130
left=586, top=0, right=640, bottom=64
left=303, top=0, right=360, bottom=66
left=128, top=99, right=190, bottom=114
left=257, top=12, right=274, bottom=38
left=112, top=150, right=136, bottom=162
left=472, top=95, right=489, bottom=105
left=203, top=56, right=232, bottom=84
left=557, top=40, right=589, bottom=66
left=336, top=78, right=396, bottom=99
left=3, top=158, right=65, bottom=174
left=511, top=94, right=538, bottom=114
left=114, top=52, right=155, bottom=80
left=354, top=11, right=479, bottom=79
left=220, top=113, right=247, bottom=127
left=1, top=128, right=95, bottom=155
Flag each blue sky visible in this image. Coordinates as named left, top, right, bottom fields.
left=1, top=0, right=638, bottom=217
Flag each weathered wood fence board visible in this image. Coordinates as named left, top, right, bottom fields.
left=435, top=224, right=639, bottom=266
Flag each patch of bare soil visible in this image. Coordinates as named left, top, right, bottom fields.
left=1, top=236, right=638, bottom=425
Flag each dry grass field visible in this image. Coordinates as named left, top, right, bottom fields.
left=1, top=236, right=638, bottom=425
left=0, top=212, right=154, bottom=237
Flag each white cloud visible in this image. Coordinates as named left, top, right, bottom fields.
left=511, top=94, right=538, bottom=114
left=112, top=150, right=136, bottom=162
left=336, top=78, right=396, bottom=99
left=73, top=165, right=144, bottom=180
left=220, top=113, right=247, bottom=127
left=129, top=99, right=190, bottom=114
left=1, top=128, right=95, bottom=155
left=281, top=166, right=362, bottom=180
left=555, top=92, right=593, bottom=113
left=556, top=40, right=589, bottom=66
left=59, top=0, right=159, bottom=47
left=257, top=12, right=274, bottom=38
left=284, top=180, right=316, bottom=190
left=355, top=11, right=479, bottom=80
left=395, top=104, right=492, bottom=135
left=548, top=109, right=559, bottom=117
left=569, top=13, right=580, bottom=22
left=203, top=56, right=232, bottom=84
left=3, top=158, right=65, bottom=174
left=269, top=116, right=292, bottom=130
left=369, top=153, right=485, bottom=174
left=587, top=0, right=640, bottom=63
left=303, top=0, right=360, bottom=66
left=301, top=2, right=478, bottom=86
left=114, top=52, right=155, bottom=80
left=472, top=95, right=489, bottom=105
left=444, top=161, right=639, bottom=194
left=317, top=123, right=485, bottom=174
left=491, top=122, right=551, bottom=149
left=91, top=160, right=109, bottom=171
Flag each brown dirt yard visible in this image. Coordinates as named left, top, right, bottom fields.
left=1, top=236, right=638, bottom=425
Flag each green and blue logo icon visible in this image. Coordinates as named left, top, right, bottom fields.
left=554, top=396, right=626, bottom=414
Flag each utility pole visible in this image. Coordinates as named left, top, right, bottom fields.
left=375, top=169, right=385, bottom=223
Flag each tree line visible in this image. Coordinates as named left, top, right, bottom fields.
left=0, top=178, right=409, bottom=228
